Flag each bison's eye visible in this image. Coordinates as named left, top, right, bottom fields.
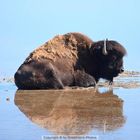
left=112, top=55, right=117, bottom=61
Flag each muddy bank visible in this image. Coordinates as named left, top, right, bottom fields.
left=0, top=71, right=140, bottom=89
left=98, top=71, right=140, bottom=89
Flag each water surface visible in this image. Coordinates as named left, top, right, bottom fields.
left=0, top=83, right=140, bottom=140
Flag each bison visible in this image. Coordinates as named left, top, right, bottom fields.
left=14, top=32, right=126, bottom=89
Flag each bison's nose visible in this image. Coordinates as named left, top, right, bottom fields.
left=120, top=68, right=124, bottom=73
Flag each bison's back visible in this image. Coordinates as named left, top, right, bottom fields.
left=24, top=33, right=93, bottom=66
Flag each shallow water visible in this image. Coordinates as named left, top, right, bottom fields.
left=0, top=83, right=140, bottom=140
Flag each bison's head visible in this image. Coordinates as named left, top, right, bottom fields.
left=91, top=39, right=127, bottom=83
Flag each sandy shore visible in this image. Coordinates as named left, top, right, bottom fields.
left=0, top=71, right=140, bottom=89
left=98, top=71, right=140, bottom=89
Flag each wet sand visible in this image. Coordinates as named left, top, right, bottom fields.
left=1, top=70, right=140, bottom=89
left=99, top=71, right=140, bottom=89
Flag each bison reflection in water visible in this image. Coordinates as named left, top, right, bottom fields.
left=14, top=89, right=125, bottom=135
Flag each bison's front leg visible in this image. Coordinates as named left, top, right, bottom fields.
left=44, top=66, right=64, bottom=89
left=74, top=70, right=96, bottom=87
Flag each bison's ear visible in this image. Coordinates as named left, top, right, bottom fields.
left=91, top=39, right=110, bottom=55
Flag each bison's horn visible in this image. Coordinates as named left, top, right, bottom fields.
left=103, top=39, right=108, bottom=55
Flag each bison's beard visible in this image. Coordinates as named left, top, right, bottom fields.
left=99, top=68, right=120, bottom=81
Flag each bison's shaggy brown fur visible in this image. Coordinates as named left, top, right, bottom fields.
left=25, top=33, right=93, bottom=63
left=14, top=32, right=126, bottom=89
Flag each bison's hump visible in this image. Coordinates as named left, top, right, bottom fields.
left=24, top=32, right=93, bottom=64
